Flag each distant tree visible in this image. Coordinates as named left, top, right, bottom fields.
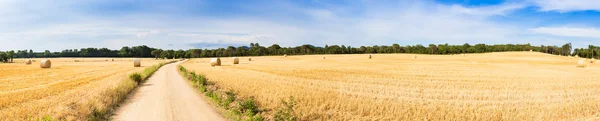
left=44, top=50, right=51, bottom=58
left=562, top=43, right=572, bottom=56
left=151, top=49, right=163, bottom=59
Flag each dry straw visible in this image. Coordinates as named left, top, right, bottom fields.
left=40, top=60, right=51, bottom=68
left=233, top=57, right=239, bottom=64
left=133, top=58, right=141, bottom=67
left=25, top=60, right=32, bottom=65
left=210, top=58, right=221, bottom=66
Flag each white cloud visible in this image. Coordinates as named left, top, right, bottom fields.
left=529, top=0, right=600, bottom=12
left=0, top=0, right=598, bottom=52
left=530, top=27, right=600, bottom=38
left=449, top=2, right=526, bottom=16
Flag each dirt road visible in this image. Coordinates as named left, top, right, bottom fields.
left=112, top=61, right=224, bottom=121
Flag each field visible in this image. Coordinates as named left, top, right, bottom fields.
left=181, top=52, right=600, bottom=120
left=0, top=58, right=166, bottom=120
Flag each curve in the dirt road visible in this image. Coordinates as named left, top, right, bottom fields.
left=112, top=61, right=224, bottom=121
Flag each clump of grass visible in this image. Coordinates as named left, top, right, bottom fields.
left=129, top=73, right=142, bottom=84
left=238, top=98, right=259, bottom=116
left=274, top=97, right=297, bottom=121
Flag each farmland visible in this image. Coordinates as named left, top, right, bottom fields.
left=181, top=52, right=600, bottom=120
left=0, top=58, right=166, bottom=120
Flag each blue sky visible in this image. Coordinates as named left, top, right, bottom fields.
left=1, top=0, right=600, bottom=51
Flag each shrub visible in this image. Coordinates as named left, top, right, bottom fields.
left=196, top=74, right=206, bottom=86
left=198, top=85, right=206, bottom=92
left=129, top=73, right=143, bottom=84
left=190, top=72, right=197, bottom=81
left=248, top=114, right=264, bottom=121
left=238, top=98, right=259, bottom=116
left=274, top=97, right=297, bottom=121
left=223, top=91, right=235, bottom=108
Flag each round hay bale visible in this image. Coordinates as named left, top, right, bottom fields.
left=577, top=59, right=588, bottom=68
left=210, top=58, right=221, bottom=66
left=529, top=50, right=533, bottom=52
left=591, top=59, right=596, bottom=63
left=284, top=54, right=287, bottom=57
left=323, top=57, right=326, bottom=59
left=133, top=58, right=141, bottom=67
left=369, top=54, right=372, bottom=59
left=25, top=60, right=32, bottom=65
left=112, top=59, right=114, bottom=61
left=249, top=58, right=252, bottom=61
left=40, top=60, right=51, bottom=68
left=232, top=57, right=239, bottom=64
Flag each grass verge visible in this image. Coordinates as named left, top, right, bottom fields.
left=178, top=64, right=297, bottom=121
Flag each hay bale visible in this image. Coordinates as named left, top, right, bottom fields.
left=284, top=54, right=287, bottom=57
left=591, top=59, right=596, bottom=63
left=323, top=57, right=326, bottom=59
left=577, top=59, right=588, bottom=68
left=529, top=50, right=533, bottom=52
left=369, top=54, right=372, bottom=59
left=210, top=58, right=221, bottom=66
left=112, top=59, right=114, bottom=61
left=133, top=58, right=141, bottom=67
left=249, top=58, right=252, bottom=61
left=25, top=60, right=32, bottom=65
left=232, top=57, right=239, bottom=64
left=40, top=60, right=51, bottom=68
left=413, top=55, right=417, bottom=59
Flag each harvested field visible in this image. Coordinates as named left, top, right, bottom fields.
left=181, top=52, right=600, bottom=120
left=0, top=58, right=162, bottom=120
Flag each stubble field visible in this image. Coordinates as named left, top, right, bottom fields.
left=0, top=58, right=165, bottom=120
left=181, top=52, right=600, bottom=120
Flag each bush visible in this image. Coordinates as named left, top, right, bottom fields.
left=238, top=98, right=259, bottom=116
left=196, top=74, right=206, bottom=86
left=274, top=97, right=297, bottom=121
left=223, top=91, right=235, bottom=108
left=129, top=73, right=143, bottom=84
left=248, top=114, right=264, bottom=121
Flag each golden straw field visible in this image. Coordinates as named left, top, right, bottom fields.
left=0, top=58, right=165, bottom=120
left=181, top=52, right=600, bottom=120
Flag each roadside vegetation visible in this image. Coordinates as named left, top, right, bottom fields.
left=178, top=65, right=297, bottom=121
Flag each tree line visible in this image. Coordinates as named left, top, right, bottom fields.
left=1, top=42, right=598, bottom=63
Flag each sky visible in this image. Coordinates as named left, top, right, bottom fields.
left=1, top=0, right=600, bottom=52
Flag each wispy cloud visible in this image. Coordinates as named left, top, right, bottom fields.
left=530, top=27, right=600, bottom=38
left=529, top=0, right=600, bottom=12
left=0, top=0, right=599, bottom=51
